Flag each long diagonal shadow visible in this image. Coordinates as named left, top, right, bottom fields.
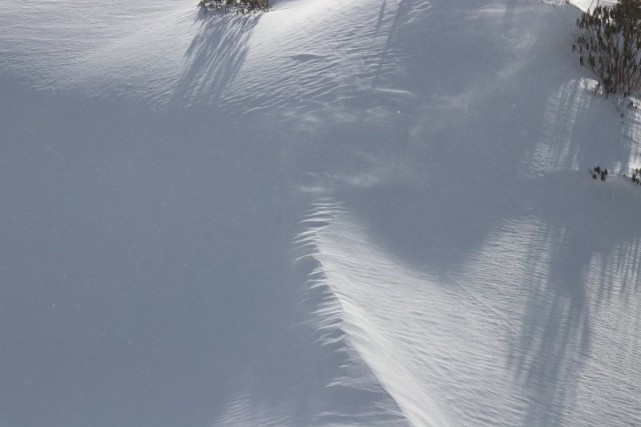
left=172, top=11, right=261, bottom=106
left=287, top=1, right=641, bottom=424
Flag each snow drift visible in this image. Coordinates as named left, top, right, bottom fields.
left=1, top=0, right=640, bottom=426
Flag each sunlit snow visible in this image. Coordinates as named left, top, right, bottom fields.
left=1, top=0, right=640, bottom=426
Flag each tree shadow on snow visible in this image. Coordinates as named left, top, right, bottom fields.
left=509, top=188, right=641, bottom=426
left=171, top=10, right=261, bottom=106
left=288, top=1, right=641, bottom=424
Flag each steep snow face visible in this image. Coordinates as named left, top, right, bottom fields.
left=2, top=0, right=641, bottom=426
left=302, top=192, right=641, bottom=426
left=289, top=2, right=641, bottom=425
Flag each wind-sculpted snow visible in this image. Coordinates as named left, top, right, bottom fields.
left=220, top=0, right=410, bottom=113
left=301, top=201, right=641, bottom=426
left=2, top=0, right=641, bottom=425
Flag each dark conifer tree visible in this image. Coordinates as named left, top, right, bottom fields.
left=575, top=0, right=641, bottom=96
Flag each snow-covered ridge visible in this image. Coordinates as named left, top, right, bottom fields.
left=1, top=0, right=641, bottom=425
left=300, top=188, right=641, bottom=426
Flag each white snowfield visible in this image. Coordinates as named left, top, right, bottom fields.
left=1, top=0, right=640, bottom=426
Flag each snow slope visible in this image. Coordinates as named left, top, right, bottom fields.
left=1, top=0, right=641, bottom=426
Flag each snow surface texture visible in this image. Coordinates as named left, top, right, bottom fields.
left=1, top=0, right=641, bottom=426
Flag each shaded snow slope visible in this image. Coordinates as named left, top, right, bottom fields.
left=1, top=0, right=641, bottom=426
